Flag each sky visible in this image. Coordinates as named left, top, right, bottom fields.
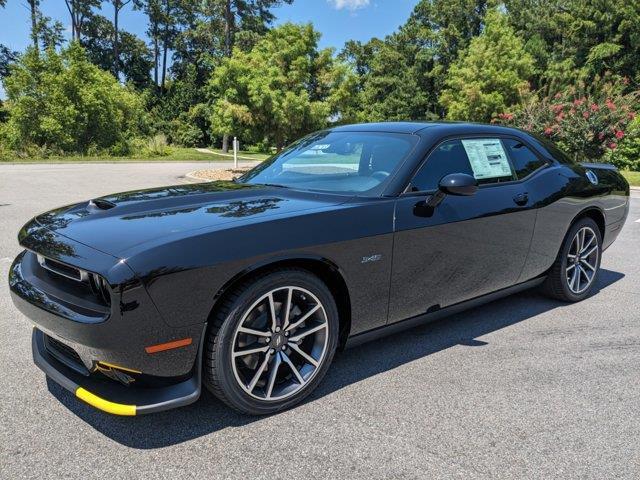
left=0, top=0, right=419, bottom=54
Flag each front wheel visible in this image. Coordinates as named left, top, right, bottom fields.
left=543, top=217, right=602, bottom=302
left=204, top=269, right=339, bottom=415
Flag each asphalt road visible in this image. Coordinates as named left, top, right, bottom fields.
left=1, top=163, right=639, bottom=479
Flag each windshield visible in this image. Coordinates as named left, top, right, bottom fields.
left=239, top=131, right=418, bottom=194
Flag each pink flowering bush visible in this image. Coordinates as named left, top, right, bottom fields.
left=493, top=76, right=638, bottom=163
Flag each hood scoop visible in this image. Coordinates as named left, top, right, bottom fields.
left=88, top=198, right=117, bottom=211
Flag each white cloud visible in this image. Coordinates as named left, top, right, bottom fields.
left=328, top=0, right=371, bottom=11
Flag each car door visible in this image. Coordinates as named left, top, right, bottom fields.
left=387, top=135, right=544, bottom=324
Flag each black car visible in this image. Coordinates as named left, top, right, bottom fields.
left=9, top=122, right=630, bottom=416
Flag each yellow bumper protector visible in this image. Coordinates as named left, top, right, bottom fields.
left=75, top=387, right=136, bottom=416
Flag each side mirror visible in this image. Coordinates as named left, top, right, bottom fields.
left=414, top=173, right=478, bottom=218
left=438, top=173, right=478, bottom=196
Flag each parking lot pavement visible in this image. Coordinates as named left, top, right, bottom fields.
left=1, top=164, right=639, bottom=479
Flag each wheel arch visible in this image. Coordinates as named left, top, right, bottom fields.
left=207, top=255, right=352, bottom=349
left=572, top=206, right=605, bottom=239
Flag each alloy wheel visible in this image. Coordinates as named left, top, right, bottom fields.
left=566, top=226, right=599, bottom=294
left=231, top=286, right=329, bottom=401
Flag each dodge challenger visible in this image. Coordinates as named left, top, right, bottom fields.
left=9, top=122, right=630, bottom=416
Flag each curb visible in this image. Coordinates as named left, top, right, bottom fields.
left=184, top=170, right=211, bottom=183
left=183, top=163, right=258, bottom=184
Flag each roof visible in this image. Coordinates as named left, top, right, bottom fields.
left=331, top=121, right=525, bottom=136
left=331, top=122, right=441, bottom=134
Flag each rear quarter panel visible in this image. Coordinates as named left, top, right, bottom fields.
left=519, top=162, right=629, bottom=282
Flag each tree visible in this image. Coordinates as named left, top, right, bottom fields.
left=132, top=0, right=178, bottom=94
left=440, top=8, right=534, bottom=122
left=0, top=0, right=13, bottom=82
left=64, top=0, right=101, bottom=42
left=83, top=15, right=153, bottom=89
left=504, top=0, right=640, bottom=89
left=2, top=43, right=147, bottom=154
left=340, top=0, right=488, bottom=121
left=208, top=23, right=346, bottom=150
left=133, top=0, right=163, bottom=86
left=27, top=1, right=40, bottom=49
left=110, top=0, right=133, bottom=78
left=201, top=0, right=293, bottom=151
left=0, top=45, right=17, bottom=79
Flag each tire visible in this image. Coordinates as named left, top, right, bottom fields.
left=203, top=268, right=339, bottom=415
left=542, top=217, right=602, bottom=302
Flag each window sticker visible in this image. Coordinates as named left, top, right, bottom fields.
left=461, top=139, right=512, bottom=180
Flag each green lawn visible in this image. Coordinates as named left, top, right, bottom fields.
left=208, top=148, right=271, bottom=161
left=0, top=147, right=268, bottom=163
left=622, top=170, right=640, bottom=187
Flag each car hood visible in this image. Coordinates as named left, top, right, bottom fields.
left=33, top=181, right=348, bottom=258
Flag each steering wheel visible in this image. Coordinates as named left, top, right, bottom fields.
left=371, top=171, right=390, bottom=182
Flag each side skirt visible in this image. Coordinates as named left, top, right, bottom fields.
left=345, top=276, right=546, bottom=349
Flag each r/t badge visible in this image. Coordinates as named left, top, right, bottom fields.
left=361, top=254, right=382, bottom=264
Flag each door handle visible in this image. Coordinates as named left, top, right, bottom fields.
left=513, top=192, right=529, bottom=206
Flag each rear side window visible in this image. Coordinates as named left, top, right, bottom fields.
left=503, top=138, right=548, bottom=179
left=410, top=138, right=516, bottom=191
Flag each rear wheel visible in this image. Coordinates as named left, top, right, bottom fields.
left=204, top=269, right=339, bottom=415
left=543, top=217, right=602, bottom=302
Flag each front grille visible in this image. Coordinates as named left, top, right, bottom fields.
left=44, top=334, right=89, bottom=376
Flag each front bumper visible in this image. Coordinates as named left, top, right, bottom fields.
left=32, top=328, right=201, bottom=415
left=9, top=221, right=207, bottom=415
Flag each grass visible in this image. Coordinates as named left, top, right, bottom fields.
left=621, top=170, right=640, bottom=187
left=0, top=147, right=268, bottom=163
left=208, top=148, right=271, bottom=161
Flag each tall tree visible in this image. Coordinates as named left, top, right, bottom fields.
left=202, top=0, right=293, bottom=150
left=64, top=0, right=101, bottom=42
left=27, top=1, right=40, bottom=49
left=111, top=0, right=132, bottom=78
left=24, top=1, right=65, bottom=52
left=341, top=0, right=488, bottom=121
left=134, top=0, right=163, bottom=86
left=83, top=15, right=153, bottom=89
left=0, top=45, right=17, bottom=80
left=440, top=8, right=534, bottom=121
left=505, top=0, right=640, bottom=89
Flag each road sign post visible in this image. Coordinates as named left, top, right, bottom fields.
left=233, top=137, right=238, bottom=169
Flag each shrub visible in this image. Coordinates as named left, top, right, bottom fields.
left=1, top=43, right=147, bottom=155
left=144, top=134, right=169, bottom=157
left=495, top=76, right=638, bottom=161
left=607, top=116, right=640, bottom=171
left=172, top=103, right=210, bottom=147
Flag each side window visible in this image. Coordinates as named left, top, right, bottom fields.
left=410, top=138, right=515, bottom=191
left=503, top=138, right=548, bottom=179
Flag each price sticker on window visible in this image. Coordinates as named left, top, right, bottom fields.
left=461, top=139, right=512, bottom=180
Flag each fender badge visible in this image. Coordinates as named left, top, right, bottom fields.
left=361, top=254, right=382, bottom=264
left=585, top=170, right=598, bottom=185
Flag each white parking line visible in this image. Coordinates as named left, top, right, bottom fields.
left=636, top=218, right=640, bottom=223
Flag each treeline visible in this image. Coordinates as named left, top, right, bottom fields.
left=0, top=0, right=639, bottom=169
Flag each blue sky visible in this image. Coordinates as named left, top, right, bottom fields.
left=0, top=0, right=419, bottom=53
